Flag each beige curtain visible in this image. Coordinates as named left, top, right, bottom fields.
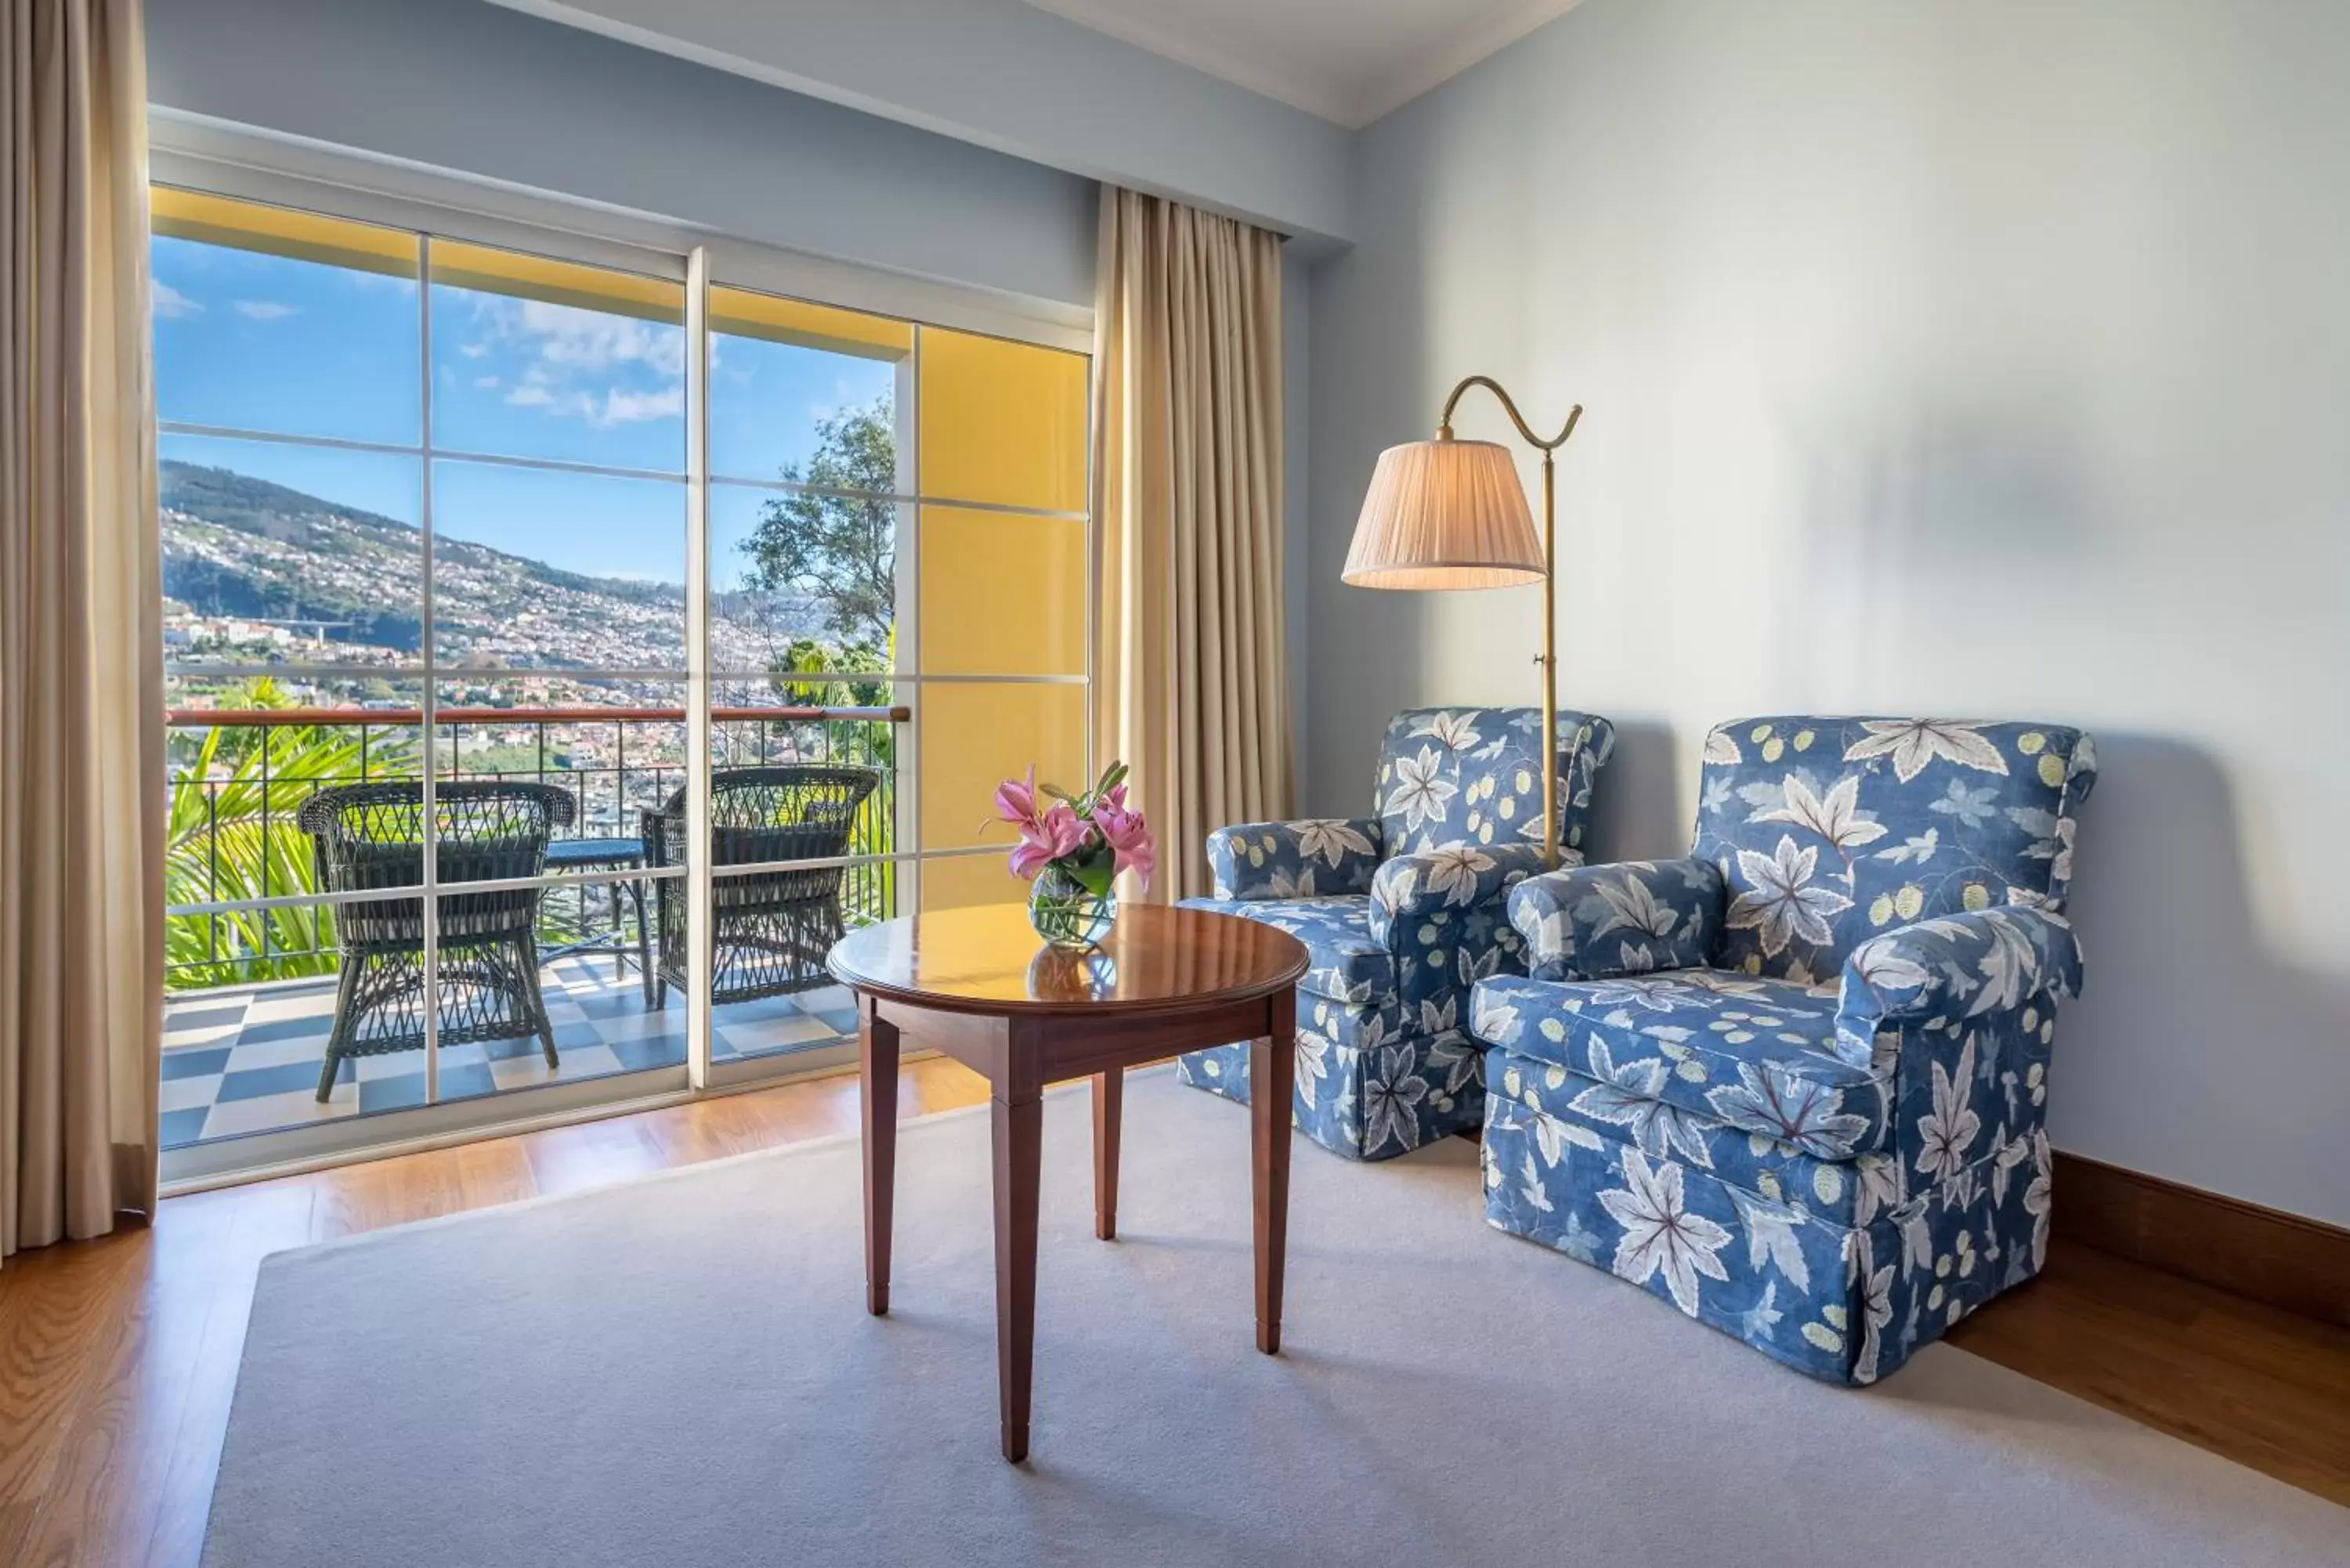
left=1092, top=186, right=1291, bottom=902
left=1, top=0, right=161, bottom=1259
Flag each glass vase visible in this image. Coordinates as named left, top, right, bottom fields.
left=1028, top=862, right=1116, bottom=950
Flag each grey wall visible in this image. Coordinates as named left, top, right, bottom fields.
left=1307, top=0, right=2350, bottom=1223
left=146, top=0, right=1098, bottom=307
left=491, top=0, right=1358, bottom=248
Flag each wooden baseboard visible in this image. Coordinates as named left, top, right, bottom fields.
left=2053, top=1151, right=2350, bottom=1328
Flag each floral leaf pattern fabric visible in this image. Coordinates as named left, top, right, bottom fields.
left=1177, top=1013, right=1482, bottom=1162
left=1473, top=713, right=2094, bottom=1384
left=1208, top=818, right=1383, bottom=901
left=1375, top=708, right=1615, bottom=858
left=1695, top=716, right=2095, bottom=985
left=1179, top=706, right=1618, bottom=1160
left=1508, top=858, right=1724, bottom=982
left=1472, top=973, right=1886, bottom=1158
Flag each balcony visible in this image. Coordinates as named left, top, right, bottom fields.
left=163, top=701, right=903, bottom=1152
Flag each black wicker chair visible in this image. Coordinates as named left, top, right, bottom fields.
left=299, top=781, right=576, bottom=1101
left=645, top=765, right=880, bottom=1008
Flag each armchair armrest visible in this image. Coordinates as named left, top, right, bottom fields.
left=1368, top=842, right=1554, bottom=948
left=1834, top=905, right=2084, bottom=1069
left=1207, top=818, right=1383, bottom=901
left=1504, top=856, right=1725, bottom=981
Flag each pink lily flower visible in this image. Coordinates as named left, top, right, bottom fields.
left=993, top=766, right=1042, bottom=829
left=1095, top=799, right=1157, bottom=891
left=1008, top=800, right=1089, bottom=881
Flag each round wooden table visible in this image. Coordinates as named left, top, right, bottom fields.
left=828, top=902, right=1309, bottom=1464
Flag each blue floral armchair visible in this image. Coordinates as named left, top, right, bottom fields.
left=1176, top=706, right=1615, bottom=1160
left=1472, top=717, right=2095, bottom=1383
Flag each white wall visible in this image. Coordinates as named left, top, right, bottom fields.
left=1306, top=0, right=2350, bottom=1223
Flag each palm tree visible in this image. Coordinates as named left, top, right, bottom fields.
left=164, top=680, right=417, bottom=991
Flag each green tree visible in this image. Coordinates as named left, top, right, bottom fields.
left=739, top=396, right=897, bottom=658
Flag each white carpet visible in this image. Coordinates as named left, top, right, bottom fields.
left=204, top=1068, right=2350, bottom=1566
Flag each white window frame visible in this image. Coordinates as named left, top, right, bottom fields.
left=153, top=125, right=1095, bottom=1190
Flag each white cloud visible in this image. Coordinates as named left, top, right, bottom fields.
left=465, top=292, right=686, bottom=429
left=502, top=377, right=680, bottom=427
left=151, top=282, right=203, bottom=320
left=474, top=375, right=501, bottom=390
left=458, top=341, right=490, bottom=359
left=233, top=299, right=298, bottom=321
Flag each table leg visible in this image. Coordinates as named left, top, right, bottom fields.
left=860, top=1003, right=899, bottom=1317
left=1092, top=1068, right=1123, bottom=1241
left=1251, top=988, right=1296, bottom=1356
left=629, top=877, right=653, bottom=1006
left=993, top=1089, right=1043, bottom=1463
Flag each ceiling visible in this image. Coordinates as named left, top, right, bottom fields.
left=1025, top=0, right=1585, bottom=128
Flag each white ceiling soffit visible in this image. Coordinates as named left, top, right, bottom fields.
left=1025, top=0, right=1585, bottom=128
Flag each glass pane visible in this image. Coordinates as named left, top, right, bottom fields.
left=161, top=433, right=422, bottom=668
left=713, top=678, right=904, bottom=915
left=709, top=484, right=905, bottom=676
left=917, top=327, right=1087, bottom=513
left=919, top=507, right=1084, bottom=676
left=707, top=285, right=908, bottom=487
left=429, top=240, right=685, bottom=473
left=161, top=895, right=400, bottom=1144
left=429, top=680, right=686, bottom=1098
left=432, top=460, right=686, bottom=671
left=163, top=677, right=427, bottom=1146
left=151, top=187, right=421, bottom=446
left=918, top=681, right=1086, bottom=852
left=918, top=852, right=1027, bottom=913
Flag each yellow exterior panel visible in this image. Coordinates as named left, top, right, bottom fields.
left=917, top=853, right=1029, bottom=913
left=709, top=285, right=910, bottom=361
left=918, top=682, right=1086, bottom=852
left=151, top=186, right=415, bottom=277
left=918, top=508, right=1085, bottom=677
left=917, top=328, right=1087, bottom=512
left=429, top=239, right=682, bottom=325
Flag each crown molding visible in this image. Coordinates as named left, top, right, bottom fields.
left=1026, top=0, right=1585, bottom=129
left=1354, top=0, right=1587, bottom=127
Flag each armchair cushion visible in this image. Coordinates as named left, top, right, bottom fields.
left=1183, top=894, right=1394, bottom=1004
left=1507, top=858, right=1725, bottom=982
left=1207, top=818, right=1383, bottom=901
left=1471, top=971, right=1889, bottom=1160
left=1834, top=905, right=2085, bottom=1071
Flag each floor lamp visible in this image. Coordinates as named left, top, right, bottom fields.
left=1342, top=376, right=1584, bottom=869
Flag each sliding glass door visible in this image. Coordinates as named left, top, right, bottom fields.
left=154, top=178, right=1090, bottom=1179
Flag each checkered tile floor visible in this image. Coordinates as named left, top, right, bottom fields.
left=159, top=956, right=861, bottom=1150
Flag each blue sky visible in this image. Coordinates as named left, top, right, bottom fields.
left=151, top=234, right=897, bottom=583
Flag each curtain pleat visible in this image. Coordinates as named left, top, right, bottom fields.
left=1091, top=187, right=1291, bottom=902
left=0, top=0, right=161, bottom=1261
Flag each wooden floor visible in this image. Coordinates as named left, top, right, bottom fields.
left=3, top=1062, right=2345, bottom=1566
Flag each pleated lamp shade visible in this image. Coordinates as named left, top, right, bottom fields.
left=1342, top=438, right=1544, bottom=590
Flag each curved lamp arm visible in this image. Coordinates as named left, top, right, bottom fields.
left=1439, top=374, right=1583, bottom=452
left=1435, top=375, right=1582, bottom=867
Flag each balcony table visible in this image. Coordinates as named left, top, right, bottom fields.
left=828, top=902, right=1308, bottom=1463
left=541, top=836, right=653, bottom=1003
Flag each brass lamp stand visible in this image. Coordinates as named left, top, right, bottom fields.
left=1342, top=377, right=1585, bottom=867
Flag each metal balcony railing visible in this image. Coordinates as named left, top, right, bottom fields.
left=162, top=703, right=909, bottom=992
